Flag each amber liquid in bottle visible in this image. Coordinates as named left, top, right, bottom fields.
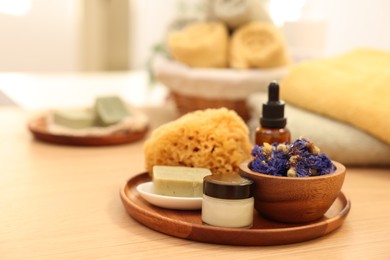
left=256, top=81, right=291, bottom=146
left=255, top=127, right=291, bottom=146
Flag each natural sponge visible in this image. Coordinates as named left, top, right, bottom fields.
left=230, top=22, right=290, bottom=69
left=167, top=22, right=229, bottom=68
left=144, top=108, right=252, bottom=175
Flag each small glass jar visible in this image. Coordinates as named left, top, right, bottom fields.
left=201, top=174, right=254, bottom=228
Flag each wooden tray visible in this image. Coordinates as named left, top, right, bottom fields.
left=28, top=116, right=148, bottom=146
left=120, top=172, right=351, bottom=246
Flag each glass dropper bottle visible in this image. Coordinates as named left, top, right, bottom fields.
left=255, top=81, right=291, bottom=145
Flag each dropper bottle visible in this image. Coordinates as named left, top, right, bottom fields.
left=255, top=81, right=291, bottom=145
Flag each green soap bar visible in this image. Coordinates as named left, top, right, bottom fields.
left=153, top=166, right=212, bottom=197
left=94, top=96, right=130, bottom=126
left=52, top=109, right=96, bottom=129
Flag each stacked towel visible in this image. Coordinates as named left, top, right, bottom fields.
left=280, top=49, right=390, bottom=146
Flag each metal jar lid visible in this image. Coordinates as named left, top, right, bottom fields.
left=203, top=174, right=254, bottom=200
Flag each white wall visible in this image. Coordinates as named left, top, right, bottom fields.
left=304, top=0, right=390, bottom=56
left=129, top=0, right=203, bottom=69
left=129, top=0, right=176, bottom=69
left=0, top=0, right=81, bottom=72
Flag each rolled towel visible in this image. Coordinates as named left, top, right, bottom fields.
left=281, top=49, right=390, bottom=145
left=248, top=93, right=390, bottom=166
left=167, top=22, right=229, bottom=68
left=230, top=22, right=290, bottom=69
left=206, top=0, right=273, bottom=30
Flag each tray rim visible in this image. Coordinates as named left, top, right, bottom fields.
left=28, top=115, right=148, bottom=146
left=120, top=172, right=351, bottom=246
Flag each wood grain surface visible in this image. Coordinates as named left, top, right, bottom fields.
left=1, top=108, right=390, bottom=259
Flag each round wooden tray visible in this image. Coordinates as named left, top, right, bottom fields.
left=28, top=116, right=148, bottom=146
left=120, top=172, right=351, bottom=246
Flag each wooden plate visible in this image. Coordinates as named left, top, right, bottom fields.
left=120, top=172, right=351, bottom=246
left=28, top=116, right=148, bottom=146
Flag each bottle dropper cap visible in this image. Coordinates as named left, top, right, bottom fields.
left=260, top=81, right=287, bottom=128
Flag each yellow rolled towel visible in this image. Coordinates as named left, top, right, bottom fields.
left=167, top=22, right=229, bottom=68
left=230, top=22, right=290, bottom=69
left=281, top=49, right=390, bottom=145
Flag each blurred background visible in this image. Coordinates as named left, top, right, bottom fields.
left=0, top=0, right=390, bottom=72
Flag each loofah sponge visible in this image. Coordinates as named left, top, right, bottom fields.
left=144, top=108, right=252, bottom=175
left=230, top=22, right=290, bottom=69
left=167, top=22, right=229, bottom=68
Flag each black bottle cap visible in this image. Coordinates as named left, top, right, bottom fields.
left=260, top=81, right=287, bottom=128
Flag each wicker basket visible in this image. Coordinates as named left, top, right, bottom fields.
left=153, top=56, right=288, bottom=121
left=170, top=92, right=250, bottom=121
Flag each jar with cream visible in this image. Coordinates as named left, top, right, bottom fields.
left=202, top=174, right=254, bottom=228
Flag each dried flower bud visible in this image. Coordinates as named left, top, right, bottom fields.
left=263, top=143, right=273, bottom=158
left=311, top=145, right=321, bottom=155
left=287, top=167, right=297, bottom=177
left=277, top=143, right=289, bottom=153
left=289, top=155, right=299, bottom=164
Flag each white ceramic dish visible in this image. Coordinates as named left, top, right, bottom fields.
left=136, top=182, right=202, bottom=210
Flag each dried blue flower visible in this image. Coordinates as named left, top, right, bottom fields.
left=249, top=138, right=335, bottom=177
left=250, top=143, right=289, bottom=176
left=251, top=145, right=265, bottom=159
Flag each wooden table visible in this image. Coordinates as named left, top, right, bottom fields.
left=1, top=73, right=390, bottom=259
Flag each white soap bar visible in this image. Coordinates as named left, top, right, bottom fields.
left=153, top=166, right=212, bottom=197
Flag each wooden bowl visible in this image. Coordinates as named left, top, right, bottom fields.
left=239, top=160, right=346, bottom=223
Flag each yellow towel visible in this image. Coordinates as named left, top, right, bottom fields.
left=230, top=22, right=290, bottom=69
left=281, top=49, right=390, bottom=145
left=167, top=22, right=229, bottom=68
